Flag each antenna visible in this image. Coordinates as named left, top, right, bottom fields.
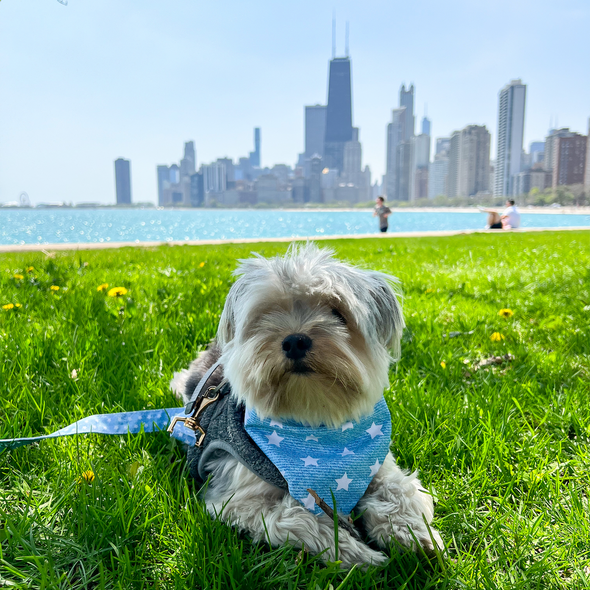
left=345, top=21, right=349, bottom=57
left=332, top=15, right=336, bottom=58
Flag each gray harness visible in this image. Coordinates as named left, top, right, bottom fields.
left=180, top=362, right=288, bottom=491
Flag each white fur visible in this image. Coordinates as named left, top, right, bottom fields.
left=172, top=243, right=443, bottom=567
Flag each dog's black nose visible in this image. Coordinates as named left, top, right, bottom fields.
left=282, top=334, right=312, bottom=360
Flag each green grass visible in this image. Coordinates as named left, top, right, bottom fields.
left=1, top=231, right=590, bottom=589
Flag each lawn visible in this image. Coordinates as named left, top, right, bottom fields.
left=1, top=231, right=589, bottom=589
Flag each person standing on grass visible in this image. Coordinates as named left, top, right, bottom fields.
left=373, top=196, right=392, bottom=233
left=501, top=199, right=521, bottom=229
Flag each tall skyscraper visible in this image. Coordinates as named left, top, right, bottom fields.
left=384, top=107, right=407, bottom=199
left=249, top=128, right=261, bottom=167
left=305, top=105, right=327, bottom=159
left=324, top=57, right=353, bottom=172
left=399, top=84, right=415, bottom=140
left=114, top=158, right=131, bottom=205
left=495, top=79, right=527, bottom=197
left=429, top=153, right=449, bottom=199
left=448, top=125, right=491, bottom=197
left=421, top=116, right=431, bottom=137
left=585, top=119, right=590, bottom=191
left=180, top=141, right=196, bottom=178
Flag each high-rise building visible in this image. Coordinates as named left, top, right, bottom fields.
left=585, top=120, right=590, bottom=190
left=384, top=108, right=407, bottom=199
left=114, top=158, right=131, bottom=205
left=421, top=116, right=431, bottom=137
left=323, top=57, right=353, bottom=172
left=428, top=153, right=449, bottom=199
left=399, top=85, right=415, bottom=140
left=544, top=128, right=573, bottom=172
left=305, top=105, right=327, bottom=159
left=249, top=128, right=261, bottom=168
left=157, top=165, right=170, bottom=206
left=180, top=141, right=196, bottom=178
left=448, top=125, right=491, bottom=197
left=202, top=162, right=227, bottom=194
left=495, top=79, right=527, bottom=197
left=412, top=133, right=431, bottom=200
left=553, top=133, right=587, bottom=189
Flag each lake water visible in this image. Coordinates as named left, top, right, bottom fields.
left=1, top=208, right=589, bottom=246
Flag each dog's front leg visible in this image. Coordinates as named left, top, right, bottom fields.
left=356, top=452, right=444, bottom=553
left=204, top=458, right=387, bottom=568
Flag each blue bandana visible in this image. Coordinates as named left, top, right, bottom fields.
left=244, top=397, right=392, bottom=515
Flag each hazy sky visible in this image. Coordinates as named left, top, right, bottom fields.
left=1, top=0, right=589, bottom=205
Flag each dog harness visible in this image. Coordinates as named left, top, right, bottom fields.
left=180, top=362, right=392, bottom=515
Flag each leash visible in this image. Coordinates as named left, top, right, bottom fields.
left=0, top=363, right=225, bottom=454
left=0, top=408, right=197, bottom=453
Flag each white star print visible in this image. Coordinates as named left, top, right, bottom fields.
left=366, top=423, right=384, bottom=439
left=341, top=422, right=354, bottom=432
left=335, top=473, right=353, bottom=491
left=341, top=447, right=355, bottom=457
left=300, top=456, right=319, bottom=467
left=369, top=459, right=381, bottom=476
left=266, top=430, right=284, bottom=447
left=305, top=435, right=319, bottom=442
left=269, top=419, right=283, bottom=428
left=302, top=493, right=316, bottom=510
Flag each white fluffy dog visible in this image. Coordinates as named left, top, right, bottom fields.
left=171, top=243, right=442, bottom=567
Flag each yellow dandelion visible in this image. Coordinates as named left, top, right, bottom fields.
left=13, top=274, right=24, bottom=280
left=440, top=361, right=446, bottom=369
left=108, top=287, right=128, bottom=298
left=425, top=288, right=435, bottom=294
left=490, top=332, right=505, bottom=342
left=26, top=266, right=34, bottom=273
left=79, top=470, right=95, bottom=484
left=498, top=309, right=513, bottom=318
left=199, top=262, right=206, bottom=268
left=97, top=283, right=109, bottom=292
left=15, top=303, right=22, bottom=308
left=2, top=303, right=14, bottom=310
left=50, top=285, right=60, bottom=291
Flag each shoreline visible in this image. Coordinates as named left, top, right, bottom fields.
left=1, top=226, right=589, bottom=253
left=2, top=206, right=590, bottom=215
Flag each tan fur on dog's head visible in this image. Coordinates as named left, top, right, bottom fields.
left=217, top=243, right=404, bottom=427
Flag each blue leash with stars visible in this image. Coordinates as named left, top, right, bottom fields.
left=0, top=360, right=223, bottom=454
left=0, top=407, right=197, bottom=453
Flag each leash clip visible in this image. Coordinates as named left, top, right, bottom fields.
left=167, top=386, right=220, bottom=446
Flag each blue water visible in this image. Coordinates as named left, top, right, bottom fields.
left=1, top=208, right=589, bottom=246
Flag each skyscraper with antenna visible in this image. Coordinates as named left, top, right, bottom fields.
left=323, top=19, right=354, bottom=172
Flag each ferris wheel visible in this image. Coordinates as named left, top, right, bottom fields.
left=19, top=192, right=31, bottom=207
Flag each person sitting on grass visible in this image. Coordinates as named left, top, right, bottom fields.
left=373, top=196, right=392, bottom=233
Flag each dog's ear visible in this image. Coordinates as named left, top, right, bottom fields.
left=217, top=279, right=240, bottom=347
left=366, top=271, right=405, bottom=360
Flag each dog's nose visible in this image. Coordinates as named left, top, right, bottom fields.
left=282, top=334, right=312, bottom=360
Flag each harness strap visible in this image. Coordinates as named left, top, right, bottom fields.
left=185, top=360, right=223, bottom=414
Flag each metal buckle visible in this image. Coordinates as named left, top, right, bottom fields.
left=167, top=386, right=220, bottom=447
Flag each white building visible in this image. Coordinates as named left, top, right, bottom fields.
left=202, top=162, right=227, bottom=194
left=494, top=79, right=527, bottom=197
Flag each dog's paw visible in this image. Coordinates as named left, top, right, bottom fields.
left=335, top=539, right=388, bottom=569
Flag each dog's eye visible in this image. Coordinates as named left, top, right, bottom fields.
left=331, top=308, right=347, bottom=325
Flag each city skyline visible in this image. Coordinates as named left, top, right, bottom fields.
left=1, top=0, right=589, bottom=204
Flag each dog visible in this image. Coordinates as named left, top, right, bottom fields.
left=171, top=243, right=443, bottom=567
